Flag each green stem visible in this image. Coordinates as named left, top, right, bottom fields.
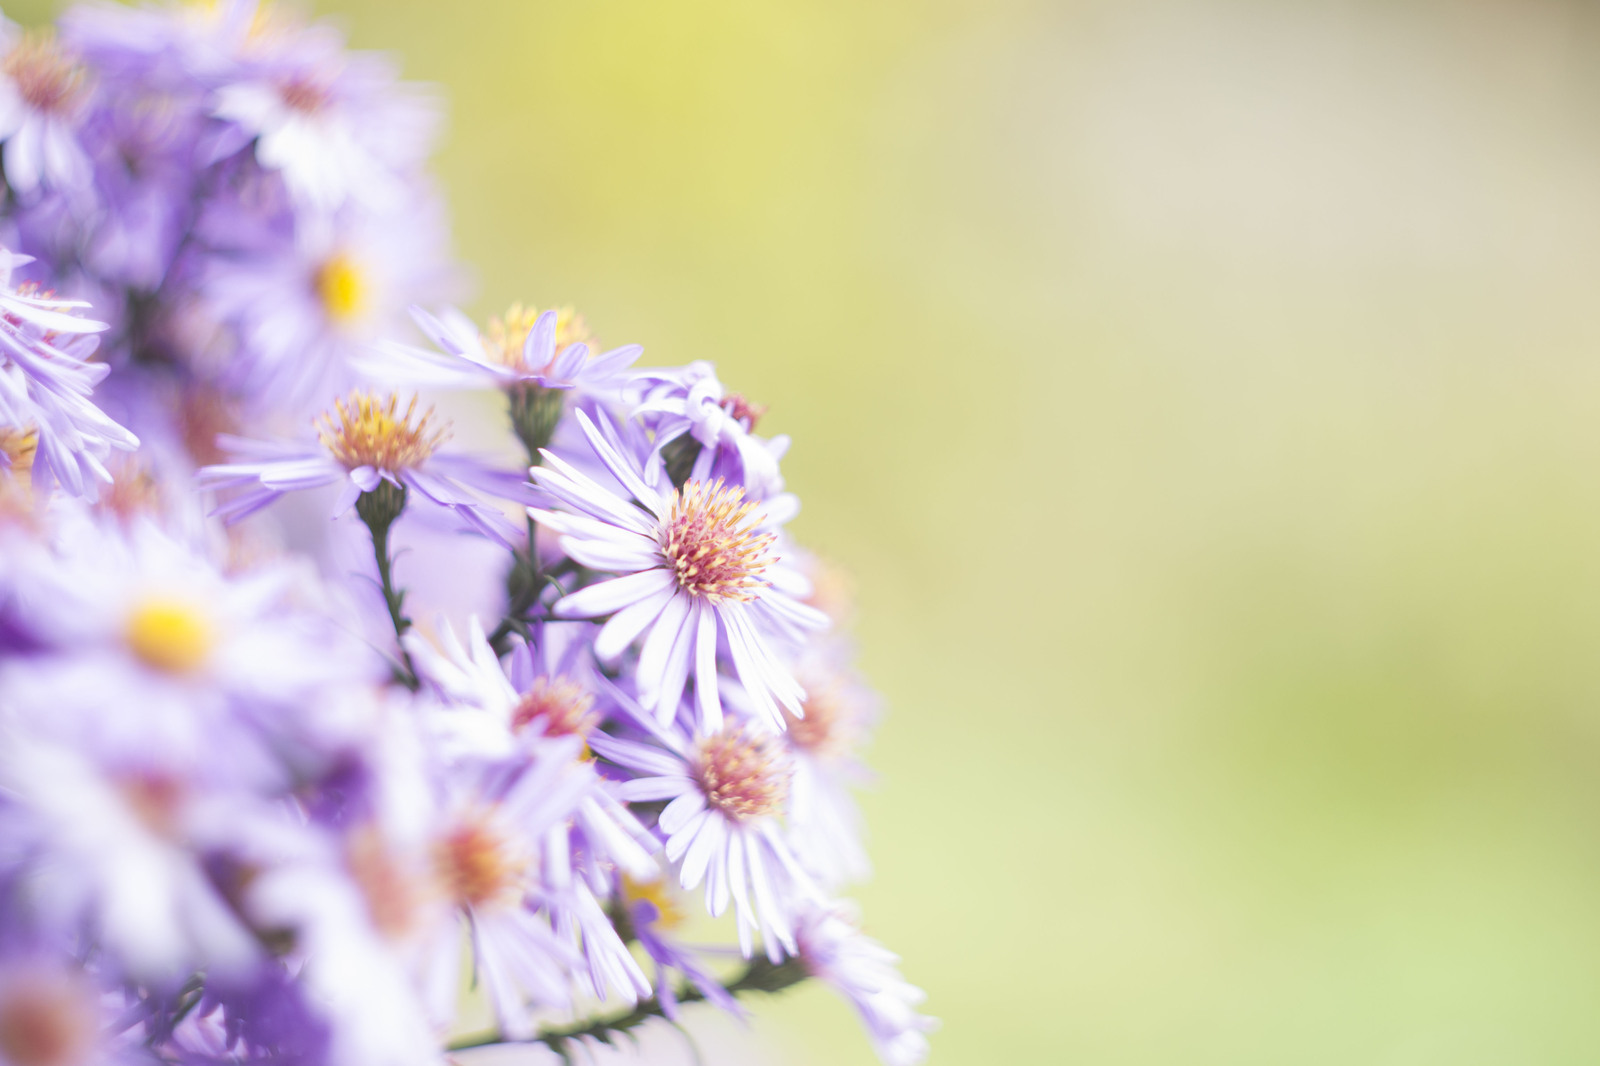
left=356, top=483, right=417, bottom=689
left=446, top=956, right=810, bottom=1058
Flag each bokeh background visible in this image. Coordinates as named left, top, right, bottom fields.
left=19, top=0, right=1600, bottom=1061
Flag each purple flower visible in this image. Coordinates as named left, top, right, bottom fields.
left=209, top=13, right=439, bottom=215
left=0, top=250, right=138, bottom=498
left=199, top=200, right=458, bottom=409
left=619, top=875, right=742, bottom=1020
left=794, top=904, right=936, bottom=1066
left=633, top=360, right=789, bottom=499
left=0, top=23, right=94, bottom=201
left=377, top=303, right=642, bottom=394
left=531, top=409, right=828, bottom=732
left=404, top=618, right=659, bottom=892
left=198, top=390, right=517, bottom=544
left=776, top=640, right=881, bottom=889
left=590, top=723, right=819, bottom=960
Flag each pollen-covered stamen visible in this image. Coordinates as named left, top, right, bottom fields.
left=660, top=479, right=776, bottom=603
left=277, top=74, right=330, bottom=114
left=315, top=252, right=367, bottom=323
left=720, top=393, right=767, bottom=431
left=434, top=813, right=527, bottom=910
left=2, top=31, right=86, bottom=117
left=117, top=772, right=185, bottom=838
left=316, top=391, right=448, bottom=473
left=0, top=429, right=37, bottom=490
left=484, top=302, right=593, bottom=372
left=98, top=459, right=161, bottom=524
left=694, top=730, right=788, bottom=821
left=621, top=874, right=686, bottom=931
left=346, top=826, right=423, bottom=939
left=510, top=676, right=598, bottom=739
left=0, top=968, right=96, bottom=1066
left=783, top=683, right=850, bottom=756
left=125, top=597, right=213, bottom=674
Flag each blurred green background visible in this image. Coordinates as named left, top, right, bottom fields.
left=25, top=0, right=1600, bottom=1061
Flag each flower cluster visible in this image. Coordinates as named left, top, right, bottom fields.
left=0, top=3, right=932, bottom=1066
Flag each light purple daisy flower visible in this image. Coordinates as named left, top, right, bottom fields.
left=199, top=199, right=458, bottom=409
left=793, top=904, right=936, bottom=1066
left=403, top=618, right=660, bottom=891
left=197, top=390, right=517, bottom=544
left=210, top=14, right=439, bottom=215
left=633, top=359, right=789, bottom=499
left=376, top=303, right=642, bottom=395
left=419, top=742, right=595, bottom=1039
left=530, top=409, right=828, bottom=732
left=0, top=22, right=94, bottom=202
left=0, top=250, right=138, bottom=498
left=618, top=875, right=742, bottom=1021
left=589, top=723, right=819, bottom=960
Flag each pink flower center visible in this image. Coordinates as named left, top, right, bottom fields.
left=719, top=393, right=767, bottom=430
left=694, top=731, right=787, bottom=821
left=346, top=826, right=422, bottom=939
left=277, top=75, right=329, bottom=114
left=2, top=33, right=85, bottom=116
left=434, top=814, right=525, bottom=910
left=510, top=676, right=598, bottom=739
left=0, top=972, right=94, bottom=1066
left=660, top=479, right=776, bottom=604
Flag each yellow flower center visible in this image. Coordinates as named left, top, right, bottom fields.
left=621, top=875, right=686, bottom=931
left=316, top=391, right=447, bottom=472
left=483, top=302, right=593, bottom=372
left=0, top=429, right=37, bottom=492
left=315, top=253, right=367, bottom=323
left=125, top=598, right=213, bottom=674
left=661, top=479, right=776, bottom=604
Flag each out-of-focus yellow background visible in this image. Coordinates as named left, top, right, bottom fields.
left=25, top=0, right=1600, bottom=1061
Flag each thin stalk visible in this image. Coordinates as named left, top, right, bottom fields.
left=446, top=956, right=810, bottom=1059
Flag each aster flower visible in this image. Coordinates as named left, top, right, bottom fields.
left=0, top=24, right=94, bottom=201
left=419, top=745, right=596, bottom=1038
left=0, top=955, right=121, bottom=1066
left=403, top=618, right=660, bottom=893
left=200, top=200, right=458, bottom=408
left=381, top=303, right=643, bottom=394
left=633, top=360, right=789, bottom=498
left=197, top=390, right=517, bottom=543
left=531, top=409, right=828, bottom=732
left=618, top=874, right=741, bottom=1020
left=793, top=904, right=936, bottom=1066
left=210, top=12, right=439, bottom=214
left=776, top=643, right=880, bottom=889
left=373, top=302, right=642, bottom=461
left=0, top=251, right=138, bottom=498
left=589, top=723, right=819, bottom=960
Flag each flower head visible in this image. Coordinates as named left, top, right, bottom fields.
left=0, top=25, right=93, bottom=198
left=316, top=391, right=446, bottom=475
left=375, top=302, right=643, bottom=396
left=198, top=390, right=516, bottom=544
left=531, top=410, right=827, bottom=733
left=795, top=905, right=936, bottom=1066
left=591, top=723, right=818, bottom=960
